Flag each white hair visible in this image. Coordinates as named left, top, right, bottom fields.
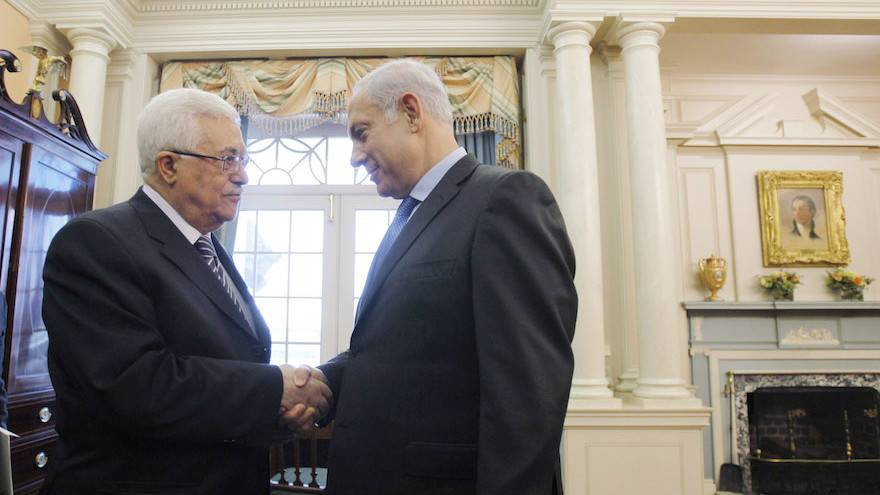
left=352, top=59, right=453, bottom=125
left=137, top=88, right=240, bottom=177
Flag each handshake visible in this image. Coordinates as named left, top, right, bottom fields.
left=278, top=364, right=333, bottom=432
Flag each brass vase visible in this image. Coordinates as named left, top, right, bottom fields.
left=699, top=255, right=727, bottom=301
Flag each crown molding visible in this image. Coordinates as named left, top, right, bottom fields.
left=5, top=0, right=39, bottom=19
left=29, top=21, right=73, bottom=54
left=132, top=11, right=543, bottom=55
left=544, top=1, right=880, bottom=20
left=35, top=1, right=136, bottom=49
left=136, top=0, right=541, bottom=12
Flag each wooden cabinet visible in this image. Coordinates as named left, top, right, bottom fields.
left=1, top=49, right=105, bottom=494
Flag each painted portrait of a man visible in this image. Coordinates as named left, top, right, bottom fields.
left=778, top=189, right=829, bottom=252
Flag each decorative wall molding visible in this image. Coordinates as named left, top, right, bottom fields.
left=780, top=326, right=840, bottom=346
left=804, top=88, right=880, bottom=138
left=673, top=91, right=880, bottom=147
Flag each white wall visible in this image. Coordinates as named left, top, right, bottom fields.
left=667, top=75, right=880, bottom=302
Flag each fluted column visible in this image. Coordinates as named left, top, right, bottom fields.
left=615, top=21, right=700, bottom=407
left=546, top=21, right=620, bottom=408
left=65, top=27, right=117, bottom=146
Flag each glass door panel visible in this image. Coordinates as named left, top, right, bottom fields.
left=232, top=194, right=336, bottom=366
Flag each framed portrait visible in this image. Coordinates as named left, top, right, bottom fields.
left=757, top=171, right=850, bottom=266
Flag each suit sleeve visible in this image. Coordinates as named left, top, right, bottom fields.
left=316, top=350, right=348, bottom=423
left=42, top=217, right=283, bottom=446
left=471, top=172, right=577, bottom=495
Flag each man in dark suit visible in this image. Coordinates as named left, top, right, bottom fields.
left=319, top=60, right=577, bottom=495
left=41, top=88, right=331, bottom=495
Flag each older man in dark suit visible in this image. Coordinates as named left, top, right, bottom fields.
left=319, top=60, right=577, bottom=495
left=41, top=88, right=331, bottom=495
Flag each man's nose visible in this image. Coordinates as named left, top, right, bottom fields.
left=231, top=165, right=248, bottom=186
left=350, top=146, right=365, bottom=169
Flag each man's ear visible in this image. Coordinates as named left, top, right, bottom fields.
left=154, top=152, right=179, bottom=185
left=400, top=93, right=421, bottom=131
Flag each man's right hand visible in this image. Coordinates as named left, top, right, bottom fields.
left=278, top=364, right=332, bottom=431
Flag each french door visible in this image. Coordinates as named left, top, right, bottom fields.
left=232, top=187, right=398, bottom=365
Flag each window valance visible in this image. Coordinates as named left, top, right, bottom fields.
left=159, top=56, right=521, bottom=168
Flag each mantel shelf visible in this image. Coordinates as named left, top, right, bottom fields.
left=682, top=301, right=880, bottom=312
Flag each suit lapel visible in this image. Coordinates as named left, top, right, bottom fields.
left=130, top=189, right=258, bottom=341
left=354, top=156, right=480, bottom=329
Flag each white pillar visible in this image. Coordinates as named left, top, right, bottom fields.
left=616, top=21, right=700, bottom=407
left=95, top=49, right=156, bottom=208
left=546, top=21, right=620, bottom=408
left=65, top=27, right=116, bottom=146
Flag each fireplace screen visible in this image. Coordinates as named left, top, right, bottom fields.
left=747, top=386, right=880, bottom=495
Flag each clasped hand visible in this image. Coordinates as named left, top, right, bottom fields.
left=278, top=364, right=333, bottom=432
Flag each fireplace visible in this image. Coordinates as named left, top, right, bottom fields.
left=732, top=374, right=880, bottom=494
left=683, top=301, right=880, bottom=495
left=748, top=386, right=880, bottom=494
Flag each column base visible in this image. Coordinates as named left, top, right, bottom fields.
left=615, top=369, right=639, bottom=395
left=630, top=379, right=704, bottom=408
left=568, top=378, right=623, bottom=409
left=627, top=395, right=705, bottom=409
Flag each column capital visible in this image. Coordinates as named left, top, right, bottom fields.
left=544, top=21, right=599, bottom=52
left=607, top=19, right=672, bottom=51
left=64, top=27, right=118, bottom=63
left=540, top=9, right=602, bottom=44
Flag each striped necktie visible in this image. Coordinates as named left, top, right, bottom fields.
left=195, top=234, right=244, bottom=316
left=355, top=196, right=421, bottom=322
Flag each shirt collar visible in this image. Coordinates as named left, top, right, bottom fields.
left=408, top=147, right=467, bottom=202
left=142, top=184, right=204, bottom=244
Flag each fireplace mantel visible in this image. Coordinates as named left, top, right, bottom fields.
left=683, top=301, right=880, bottom=312
left=682, top=300, right=880, bottom=490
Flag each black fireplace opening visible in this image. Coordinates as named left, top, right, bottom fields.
left=747, top=386, right=880, bottom=495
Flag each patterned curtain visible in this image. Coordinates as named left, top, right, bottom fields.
left=160, top=56, right=521, bottom=169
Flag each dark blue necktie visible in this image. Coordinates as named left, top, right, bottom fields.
left=355, top=196, right=421, bottom=322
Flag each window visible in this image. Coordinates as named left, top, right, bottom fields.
left=231, top=123, right=398, bottom=366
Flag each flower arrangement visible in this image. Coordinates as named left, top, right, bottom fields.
left=826, top=267, right=874, bottom=301
left=759, top=271, right=801, bottom=301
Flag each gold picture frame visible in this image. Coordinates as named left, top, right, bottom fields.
left=757, top=171, right=850, bottom=266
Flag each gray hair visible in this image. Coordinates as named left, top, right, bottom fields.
left=792, top=194, right=817, bottom=214
left=352, top=59, right=453, bottom=126
left=137, top=88, right=240, bottom=177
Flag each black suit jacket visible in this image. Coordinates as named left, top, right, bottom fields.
left=41, top=188, right=282, bottom=495
left=320, top=156, right=577, bottom=495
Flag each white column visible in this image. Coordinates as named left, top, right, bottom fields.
left=95, top=49, right=156, bottom=208
left=616, top=21, right=700, bottom=407
left=65, top=27, right=117, bottom=146
left=546, top=22, right=620, bottom=408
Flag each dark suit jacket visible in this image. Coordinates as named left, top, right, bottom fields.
left=319, top=156, right=577, bottom=495
left=40, top=188, right=282, bottom=495
left=791, top=220, right=821, bottom=239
